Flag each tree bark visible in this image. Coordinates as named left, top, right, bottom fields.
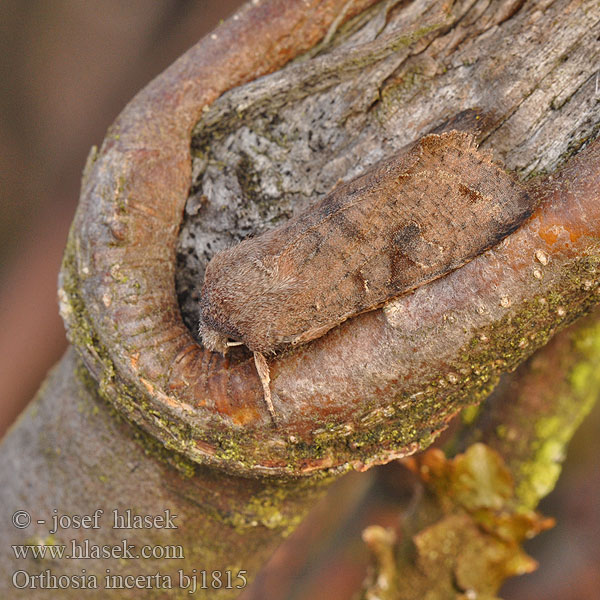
left=0, top=349, right=330, bottom=599
left=1, top=0, right=599, bottom=598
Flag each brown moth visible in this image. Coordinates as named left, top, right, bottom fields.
left=199, top=131, right=534, bottom=417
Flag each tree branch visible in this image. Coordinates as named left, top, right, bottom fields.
left=59, top=0, right=600, bottom=477
left=1, top=0, right=599, bottom=597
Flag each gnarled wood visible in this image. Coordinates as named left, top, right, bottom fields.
left=60, top=0, right=599, bottom=476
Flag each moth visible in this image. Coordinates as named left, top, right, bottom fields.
left=199, top=131, right=534, bottom=419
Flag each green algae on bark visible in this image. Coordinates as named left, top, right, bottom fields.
left=0, top=350, right=332, bottom=599
left=457, top=309, right=600, bottom=511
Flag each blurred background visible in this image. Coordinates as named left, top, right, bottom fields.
left=1, top=2, right=598, bottom=598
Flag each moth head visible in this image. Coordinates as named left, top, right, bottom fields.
left=198, top=320, right=244, bottom=355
